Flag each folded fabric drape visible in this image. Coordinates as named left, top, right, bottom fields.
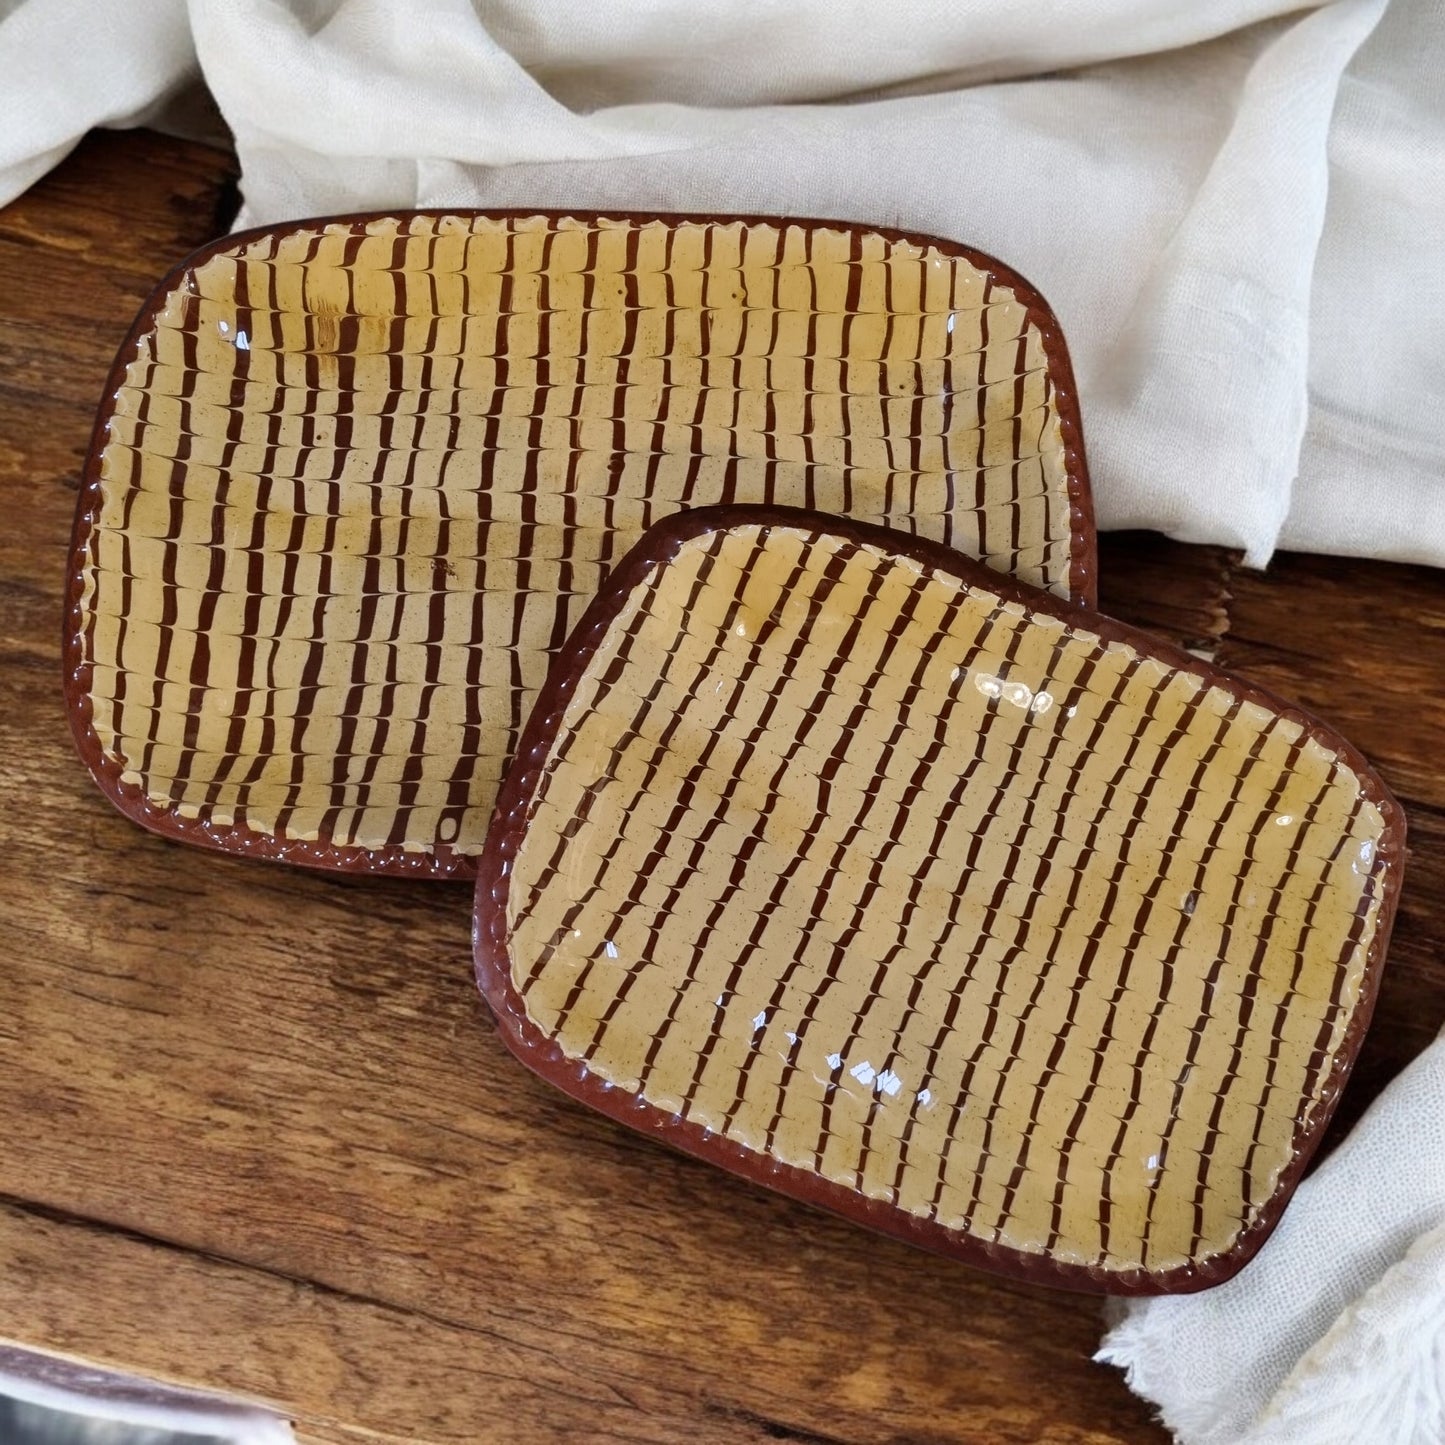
left=3, top=0, right=1439, bottom=568
left=1098, top=1033, right=1445, bottom=1444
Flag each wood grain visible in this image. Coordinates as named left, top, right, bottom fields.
left=1, top=130, right=1440, bottom=1444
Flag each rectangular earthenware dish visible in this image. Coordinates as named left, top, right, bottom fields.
left=66, top=213, right=1093, bottom=875
left=475, top=504, right=1403, bottom=1294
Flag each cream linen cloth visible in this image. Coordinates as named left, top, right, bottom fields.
left=1098, top=1034, right=1445, bottom=1443
left=3, top=0, right=1442, bottom=567
left=3, top=4, right=1443, bottom=1442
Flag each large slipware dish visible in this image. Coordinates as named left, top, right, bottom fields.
left=64, top=211, right=1094, bottom=878
left=474, top=504, right=1404, bottom=1294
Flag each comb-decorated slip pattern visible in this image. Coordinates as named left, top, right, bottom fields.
left=479, top=511, right=1400, bottom=1289
left=71, top=214, right=1089, bottom=871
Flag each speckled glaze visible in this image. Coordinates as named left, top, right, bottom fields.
left=475, top=505, right=1404, bottom=1294
left=65, top=212, right=1093, bottom=876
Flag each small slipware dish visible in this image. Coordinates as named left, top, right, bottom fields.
left=65, top=211, right=1094, bottom=877
left=474, top=504, right=1404, bottom=1295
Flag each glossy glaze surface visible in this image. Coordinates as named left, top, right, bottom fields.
left=481, top=510, right=1399, bottom=1288
left=72, top=213, right=1090, bottom=871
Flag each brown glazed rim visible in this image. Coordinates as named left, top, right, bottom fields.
left=473, top=502, right=1405, bottom=1296
left=63, top=209, right=1096, bottom=879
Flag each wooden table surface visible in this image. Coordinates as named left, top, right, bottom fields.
left=2, top=130, right=1441, bottom=1445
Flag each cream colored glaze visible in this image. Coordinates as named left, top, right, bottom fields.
left=79, top=215, right=1074, bottom=856
left=505, top=524, right=1387, bottom=1273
